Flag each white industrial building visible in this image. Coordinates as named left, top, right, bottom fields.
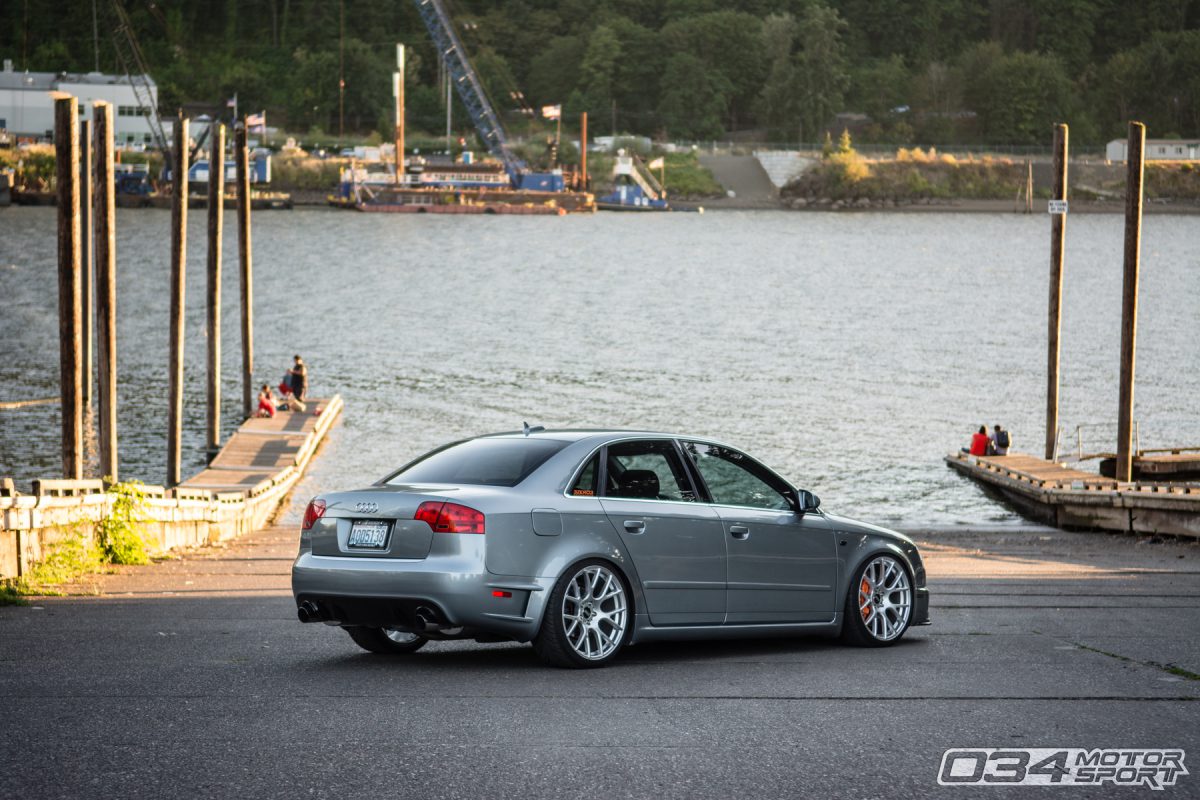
left=1106, top=138, right=1199, bottom=162
left=0, top=59, right=168, bottom=145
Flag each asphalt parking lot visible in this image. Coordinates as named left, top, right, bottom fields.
left=1, top=525, right=1197, bottom=799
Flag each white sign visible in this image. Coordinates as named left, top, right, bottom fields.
left=1048, top=199, right=1069, bottom=215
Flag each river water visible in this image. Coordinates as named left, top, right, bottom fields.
left=1, top=206, right=1197, bottom=527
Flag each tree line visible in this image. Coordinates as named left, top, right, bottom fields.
left=3, top=0, right=1198, bottom=146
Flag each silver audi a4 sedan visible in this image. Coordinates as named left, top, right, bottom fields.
left=292, top=429, right=930, bottom=668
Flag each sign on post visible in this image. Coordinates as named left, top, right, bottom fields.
left=1048, top=199, right=1069, bottom=215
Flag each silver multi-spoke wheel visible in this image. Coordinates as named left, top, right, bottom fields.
left=856, top=555, right=912, bottom=642
left=561, top=564, right=628, bottom=661
left=383, top=628, right=420, bottom=645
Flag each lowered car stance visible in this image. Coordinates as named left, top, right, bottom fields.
left=292, top=430, right=930, bottom=668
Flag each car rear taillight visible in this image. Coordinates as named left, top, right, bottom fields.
left=415, top=501, right=485, bottom=534
left=302, top=499, right=326, bottom=531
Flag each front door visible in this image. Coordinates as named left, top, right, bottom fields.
left=682, top=442, right=837, bottom=623
left=599, top=439, right=727, bottom=626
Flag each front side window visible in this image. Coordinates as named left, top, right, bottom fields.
left=682, top=442, right=793, bottom=511
left=605, top=440, right=696, bottom=502
left=385, top=437, right=568, bottom=487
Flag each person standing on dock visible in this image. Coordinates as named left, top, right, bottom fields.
left=288, top=355, right=308, bottom=402
left=991, top=425, right=1011, bottom=456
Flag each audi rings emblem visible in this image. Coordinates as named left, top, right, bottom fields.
left=355, top=501, right=379, bottom=514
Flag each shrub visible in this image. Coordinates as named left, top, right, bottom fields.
left=98, top=480, right=150, bottom=565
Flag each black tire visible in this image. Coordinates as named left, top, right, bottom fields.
left=345, top=626, right=428, bottom=655
left=533, top=559, right=632, bottom=669
left=840, top=554, right=913, bottom=648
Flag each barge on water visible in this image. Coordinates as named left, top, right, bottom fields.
left=329, top=160, right=594, bottom=214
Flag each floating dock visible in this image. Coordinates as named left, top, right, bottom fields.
left=945, top=451, right=1200, bottom=538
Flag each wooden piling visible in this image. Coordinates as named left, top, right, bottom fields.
left=94, top=102, right=118, bottom=482
left=1116, top=121, right=1145, bottom=483
left=79, top=118, right=93, bottom=407
left=206, top=123, right=226, bottom=456
left=1025, top=160, right=1034, bottom=213
left=167, top=114, right=189, bottom=487
left=395, top=44, right=406, bottom=185
left=235, top=123, right=254, bottom=420
left=580, top=112, right=588, bottom=190
left=55, top=95, right=83, bottom=480
left=1045, top=123, right=1068, bottom=460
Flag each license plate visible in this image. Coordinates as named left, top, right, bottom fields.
left=348, top=520, right=390, bottom=549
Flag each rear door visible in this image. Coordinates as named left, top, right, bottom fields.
left=682, top=441, right=837, bottom=623
left=598, top=439, right=727, bottom=626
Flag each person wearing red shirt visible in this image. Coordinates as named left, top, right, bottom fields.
left=969, top=425, right=991, bottom=456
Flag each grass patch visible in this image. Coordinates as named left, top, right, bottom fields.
left=0, top=584, right=27, bottom=606
left=660, top=152, right=723, bottom=199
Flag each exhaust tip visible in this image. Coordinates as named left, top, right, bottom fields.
left=297, top=600, right=322, bottom=623
left=413, top=606, right=436, bottom=630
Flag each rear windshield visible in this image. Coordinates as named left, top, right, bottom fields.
left=385, top=438, right=569, bottom=487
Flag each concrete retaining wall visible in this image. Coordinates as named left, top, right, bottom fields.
left=0, top=394, right=342, bottom=580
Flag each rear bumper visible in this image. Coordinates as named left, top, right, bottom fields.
left=291, top=551, right=554, bottom=641
left=913, top=586, right=931, bottom=626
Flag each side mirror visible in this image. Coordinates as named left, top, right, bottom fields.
left=795, top=489, right=821, bottom=513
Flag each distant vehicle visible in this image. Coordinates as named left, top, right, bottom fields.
left=292, top=429, right=930, bottom=668
left=339, top=147, right=355, bottom=158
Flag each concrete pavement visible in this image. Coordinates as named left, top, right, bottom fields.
left=696, top=155, right=779, bottom=208
left=1, top=525, right=1197, bottom=798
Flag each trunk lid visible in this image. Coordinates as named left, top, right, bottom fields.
left=309, top=487, right=451, bottom=559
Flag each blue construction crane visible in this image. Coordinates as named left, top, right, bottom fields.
left=411, top=0, right=562, bottom=192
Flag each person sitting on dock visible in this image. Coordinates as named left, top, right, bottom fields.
left=965, top=425, right=991, bottom=456
left=991, top=425, right=1012, bottom=456
left=256, top=384, right=277, bottom=418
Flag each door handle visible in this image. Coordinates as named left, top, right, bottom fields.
left=623, top=520, right=646, bottom=534
left=729, top=524, right=750, bottom=539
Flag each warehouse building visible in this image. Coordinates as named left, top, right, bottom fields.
left=1106, top=137, right=1199, bottom=162
left=0, top=59, right=166, bottom=146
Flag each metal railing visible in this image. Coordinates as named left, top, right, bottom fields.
left=1055, top=421, right=1142, bottom=462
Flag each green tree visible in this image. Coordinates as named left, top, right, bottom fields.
left=757, top=14, right=799, bottom=137
left=579, top=24, right=622, bottom=131
left=659, top=52, right=730, bottom=139
left=660, top=10, right=767, bottom=130
left=1099, top=31, right=1200, bottom=138
left=527, top=35, right=586, bottom=107
left=847, top=54, right=911, bottom=135
left=794, top=4, right=850, bottom=142
left=961, top=45, right=1077, bottom=144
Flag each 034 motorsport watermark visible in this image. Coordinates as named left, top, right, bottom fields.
left=938, top=748, right=1188, bottom=790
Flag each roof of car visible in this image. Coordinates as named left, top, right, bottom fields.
left=479, top=429, right=686, bottom=444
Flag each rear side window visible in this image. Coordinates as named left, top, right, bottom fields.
left=386, top=438, right=568, bottom=487
left=570, top=455, right=599, bottom=496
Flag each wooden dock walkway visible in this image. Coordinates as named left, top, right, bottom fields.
left=945, top=451, right=1200, bottom=538
left=179, top=397, right=340, bottom=494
